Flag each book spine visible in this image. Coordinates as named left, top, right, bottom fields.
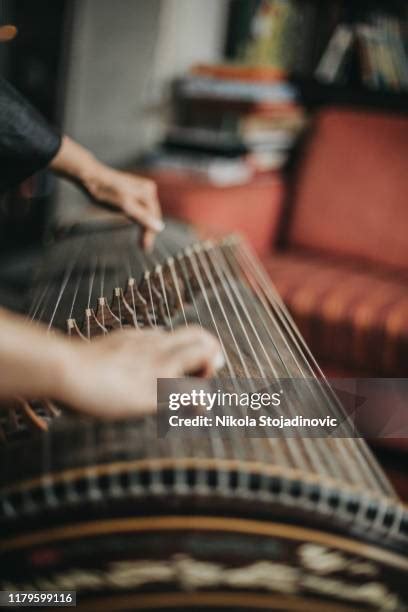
left=387, top=18, right=408, bottom=90
left=372, top=27, right=388, bottom=89
left=375, top=17, right=399, bottom=91
left=356, top=26, right=380, bottom=88
left=177, top=76, right=296, bottom=104
left=315, top=25, right=354, bottom=83
left=357, top=28, right=374, bottom=87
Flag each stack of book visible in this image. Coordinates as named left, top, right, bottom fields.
left=358, top=16, right=408, bottom=92
left=316, top=16, right=408, bottom=92
left=144, top=64, right=306, bottom=186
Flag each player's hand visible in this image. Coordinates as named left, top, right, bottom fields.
left=50, top=135, right=163, bottom=251
left=83, top=165, right=164, bottom=251
left=58, top=327, right=223, bottom=419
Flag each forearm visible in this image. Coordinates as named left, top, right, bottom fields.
left=0, top=308, right=72, bottom=401
left=49, top=134, right=104, bottom=188
left=49, top=135, right=163, bottom=248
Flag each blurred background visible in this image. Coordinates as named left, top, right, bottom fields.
left=0, top=0, right=407, bottom=492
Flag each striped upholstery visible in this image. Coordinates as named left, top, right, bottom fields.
left=265, top=252, right=408, bottom=376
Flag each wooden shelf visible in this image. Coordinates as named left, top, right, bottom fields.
left=292, top=76, right=408, bottom=114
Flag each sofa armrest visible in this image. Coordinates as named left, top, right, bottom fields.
left=140, top=170, right=286, bottom=257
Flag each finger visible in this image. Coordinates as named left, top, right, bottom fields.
left=137, top=227, right=156, bottom=252
left=169, top=342, right=224, bottom=377
left=139, top=182, right=163, bottom=225
left=133, top=178, right=161, bottom=213
left=124, top=200, right=165, bottom=233
left=142, top=229, right=157, bottom=252
left=162, top=326, right=217, bottom=350
left=98, top=326, right=164, bottom=347
left=162, top=328, right=224, bottom=377
left=131, top=180, right=163, bottom=251
left=138, top=188, right=163, bottom=251
left=148, top=190, right=162, bottom=220
left=140, top=179, right=161, bottom=210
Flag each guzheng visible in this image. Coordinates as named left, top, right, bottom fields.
left=0, top=220, right=407, bottom=611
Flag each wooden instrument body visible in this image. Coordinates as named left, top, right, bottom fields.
left=1, top=446, right=407, bottom=610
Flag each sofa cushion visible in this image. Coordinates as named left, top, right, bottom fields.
left=287, top=108, right=408, bottom=270
left=143, top=170, right=285, bottom=257
left=264, top=251, right=408, bottom=376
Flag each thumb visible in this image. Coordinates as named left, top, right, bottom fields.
left=165, top=329, right=224, bottom=377
left=124, top=201, right=165, bottom=233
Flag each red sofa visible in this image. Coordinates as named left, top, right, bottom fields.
left=266, top=108, right=408, bottom=380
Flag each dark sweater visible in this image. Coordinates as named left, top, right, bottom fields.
left=0, top=76, right=61, bottom=192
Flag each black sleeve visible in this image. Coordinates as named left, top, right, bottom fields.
left=0, top=76, right=62, bottom=192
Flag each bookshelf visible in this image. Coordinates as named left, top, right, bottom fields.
left=292, top=76, right=408, bottom=114
left=225, top=0, right=408, bottom=114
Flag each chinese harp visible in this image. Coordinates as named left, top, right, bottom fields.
left=0, top=220, right=407, bottom=611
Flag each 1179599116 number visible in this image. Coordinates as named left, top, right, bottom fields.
left=0, top=591, right=76, bottom=607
